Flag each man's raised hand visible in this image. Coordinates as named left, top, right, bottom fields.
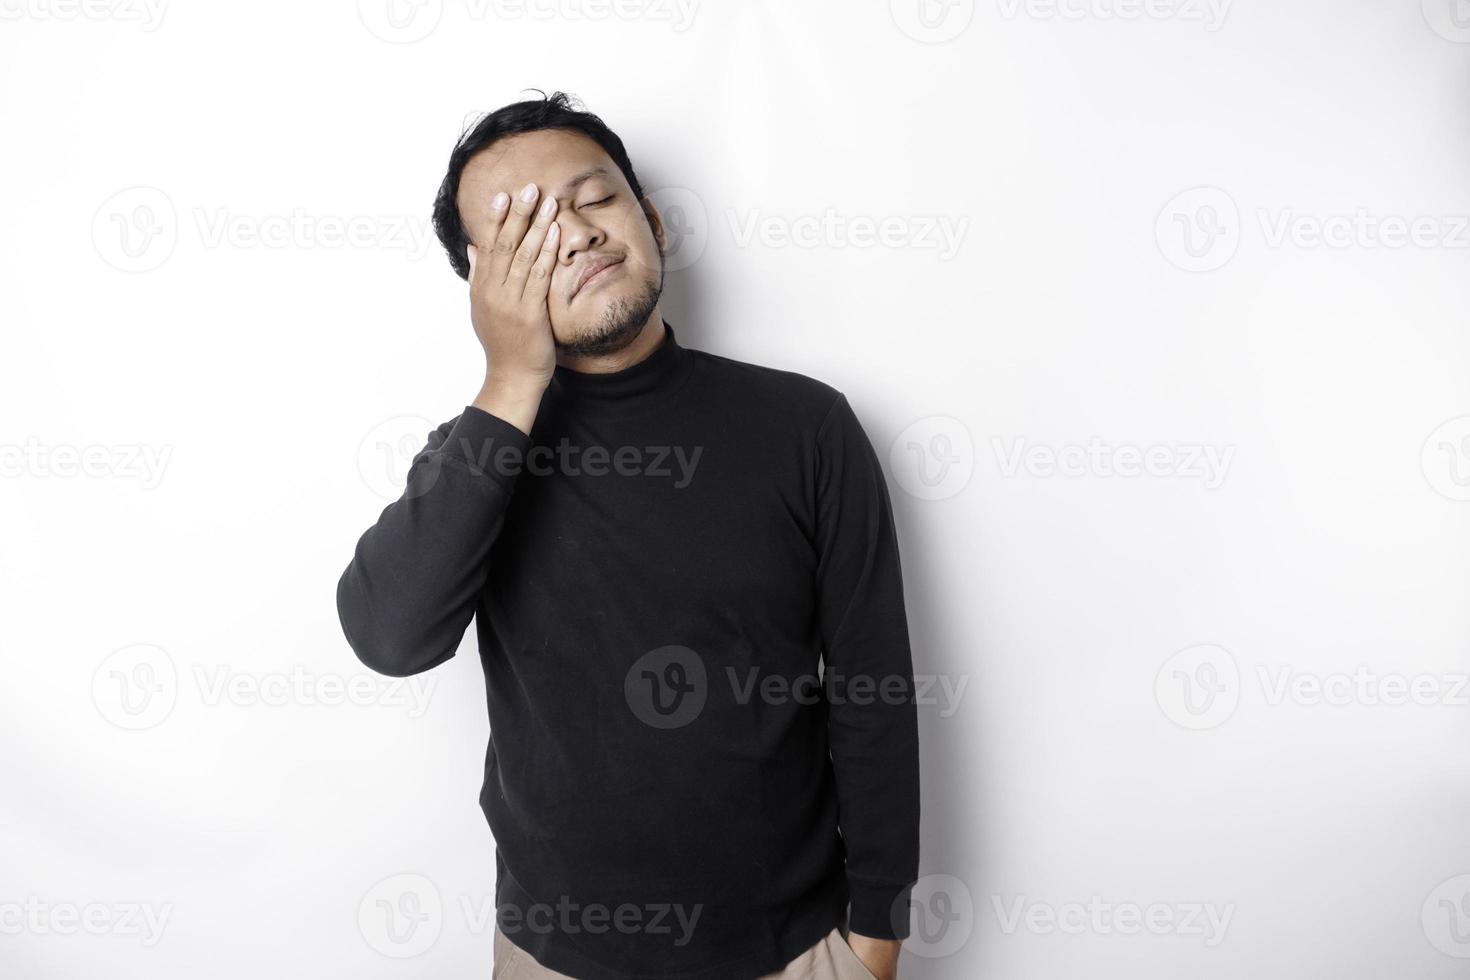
left=467, top=182, right=560, bottom=435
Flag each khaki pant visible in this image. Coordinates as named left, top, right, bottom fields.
left=492, top=926, right=878, bottom=979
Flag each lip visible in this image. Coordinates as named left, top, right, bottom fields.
left=573, top=257, right=623, bottom=297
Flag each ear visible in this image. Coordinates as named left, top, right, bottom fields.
left=640, top=196, right=668, bottom=254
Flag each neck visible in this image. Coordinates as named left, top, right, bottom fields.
left=555, top=306, right=666, bottom=375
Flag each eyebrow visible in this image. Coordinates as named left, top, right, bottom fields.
left=553, top=166, right=611, bottom=197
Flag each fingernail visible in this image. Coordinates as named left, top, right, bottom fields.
left=539, top=196, right=556, bottom=218
left=548, top=222, right=560, bottom=238
left=492, top=192, right=509, bottom=210
left=520, top=183, right=538, bottom=203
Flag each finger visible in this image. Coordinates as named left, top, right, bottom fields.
left=524, top=221, right=560, bottom=301
left=470, top=191, right=509, bottom=256
left=491, top=182, right=540, bottom=283
left=466, top=243, right=478, bottom=282
left=511, top=194, right=559, bottom=295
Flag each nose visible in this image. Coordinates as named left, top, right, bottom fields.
left=556, top=207, right=605, bottom=262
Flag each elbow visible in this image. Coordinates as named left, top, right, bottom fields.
left=351, top=641, right=453, bottom=678
left=336, top=569, right=454, bottom=678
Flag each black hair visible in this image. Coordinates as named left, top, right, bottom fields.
left=431, top=90, right=647, bottom=280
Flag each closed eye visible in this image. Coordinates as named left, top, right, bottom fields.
left=581, top=195, right=614, bottom=208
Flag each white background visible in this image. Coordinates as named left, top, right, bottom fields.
left=3, top=1, right=1469, bottom=977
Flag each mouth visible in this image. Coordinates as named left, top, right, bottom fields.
left=573, top=257, right=624, bottom=298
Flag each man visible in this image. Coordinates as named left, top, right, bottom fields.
left=337, top=92, right=920, bottom=980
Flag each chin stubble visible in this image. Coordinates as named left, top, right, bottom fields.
left=555, top=258, right=665, bottom=359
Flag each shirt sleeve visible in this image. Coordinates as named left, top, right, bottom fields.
left=813, top=393, right=922, bottom=940
left=336, top=406, right=531, bottom=677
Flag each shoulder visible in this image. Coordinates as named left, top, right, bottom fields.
left=687, top=348, right=845, bottom=428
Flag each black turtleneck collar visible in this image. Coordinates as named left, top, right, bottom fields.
left=547, top=319, right=692, bottom=412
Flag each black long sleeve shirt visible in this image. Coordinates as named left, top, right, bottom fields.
left=337, top=322, right=919, bottom=979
